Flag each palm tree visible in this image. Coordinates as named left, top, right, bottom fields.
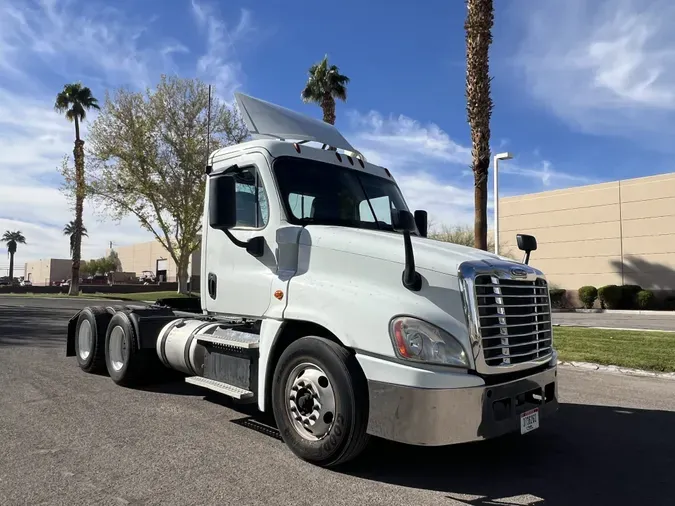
left=465, top=0, right=494, bottom=250
left=63, top=220, right=88, bottom=256
left=301, top=55, right=350, bottom=125
left=55, top=83, right=100, bottom=295
left=2, top=231, right=26, bottom=283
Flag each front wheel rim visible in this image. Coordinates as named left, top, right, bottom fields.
left=285, top=362, right=336, bottom=441
left=109, top=325, right=127, bottom=372
left=77, top=320, right=93, bottom=361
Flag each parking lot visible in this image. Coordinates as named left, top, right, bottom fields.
left=1, top=296, right=674, bottom=506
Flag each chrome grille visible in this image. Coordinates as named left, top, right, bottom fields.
left=474, top=274, right=553, bottom=367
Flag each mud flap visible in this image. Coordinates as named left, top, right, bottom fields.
left=66, top=310, right=81, bottom=357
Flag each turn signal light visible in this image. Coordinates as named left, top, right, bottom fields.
left=274, top=290, right=284, bottom=300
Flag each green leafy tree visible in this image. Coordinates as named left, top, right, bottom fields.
left=77, top=75, right=248, bottom=294
left=2, top=230, right=26, bottom=283
left=63, top=220, right=88, bottom=257
left=465, top=0, right=494, bottom=250
left=301, top=55, right=350, bottom=125
left=55, top=83, right=100, bottom=295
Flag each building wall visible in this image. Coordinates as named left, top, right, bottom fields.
left=107, top=239, right=201, bottom=284
left=499, top=172, right=675, bottom=293
left=24, top=259, right=71, bottom=286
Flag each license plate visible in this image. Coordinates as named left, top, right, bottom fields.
left=520, top=408, right=540, bottom=434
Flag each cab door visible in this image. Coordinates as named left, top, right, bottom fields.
left=205, top=152, right=280, bottom=318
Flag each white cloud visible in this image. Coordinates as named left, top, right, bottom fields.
left=0, top=0, right=252, bottom=272
left=191, top=1, right=255, bottom=102
left=345, top=112, right=590, bottom=227
left=515, top=0, right=675, bottom=141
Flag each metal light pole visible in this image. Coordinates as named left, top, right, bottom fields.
left=493, top=152, right=514, bottom=255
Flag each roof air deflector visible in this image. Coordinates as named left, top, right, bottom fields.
left=234, top=92, right=366, bottom=160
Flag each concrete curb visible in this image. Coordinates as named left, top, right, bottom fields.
left=553, top=323, right=675, bottom=333
left=559, top=361, right=675, bottom=380
left=553, top=308, right=675, bottom=316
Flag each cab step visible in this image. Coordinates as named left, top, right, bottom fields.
left=196, top=328, right=260, bottom=349
left=185, top=376, right=254, bottom=400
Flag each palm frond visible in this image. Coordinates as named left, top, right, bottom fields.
left=301, top=55, right=350, bottom=107
left=55, top=82, right=100, bottom=121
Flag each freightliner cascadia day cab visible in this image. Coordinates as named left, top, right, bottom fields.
left=66, top=93, right=559, bottom=467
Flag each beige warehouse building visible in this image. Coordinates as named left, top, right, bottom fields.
left=24, top=239, right=201, bottom=287
left=499, top=171, right=675, bottom=295
left=106, top=239, right=201, bottom=286
left=24, top=258, right=72, bottom=286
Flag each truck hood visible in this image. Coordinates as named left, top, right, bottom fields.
left=302, top=225, right=516, bottom=276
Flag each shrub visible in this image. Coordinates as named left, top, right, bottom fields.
left=549, top=288, right=567, bottom=308
left=578, top=286, right=598, bottom=309
left=620, top=284, right=643, bottom=309
left=664, top=295, right=675, bottom=311
left=636, top=290, right=655, bottom=309
left=598, top=284, right=622, bottom=309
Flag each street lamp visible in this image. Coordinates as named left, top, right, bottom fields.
left=493, top=152, right=514, bottom=256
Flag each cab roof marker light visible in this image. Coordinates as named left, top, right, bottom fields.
left=335, top=152, right=342, bottom=162
left=347, top=155, right=354, bottom=165
left=293, top=143, right=301, bottom=153
left=384, top=168, right=392, bottom=178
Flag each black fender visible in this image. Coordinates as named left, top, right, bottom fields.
left=66, top=310, right=82, bottom=357
left=118, top=307, right=181, bottom=350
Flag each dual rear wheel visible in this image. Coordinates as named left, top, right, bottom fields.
left=74, top=308, right=156, bottom=386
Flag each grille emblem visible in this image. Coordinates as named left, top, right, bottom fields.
left=510, top=267, right=528, bottom=277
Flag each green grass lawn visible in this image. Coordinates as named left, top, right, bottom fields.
left=554, top=326, right=675, bottom=372
left=1, top=291, right=198, bottom=302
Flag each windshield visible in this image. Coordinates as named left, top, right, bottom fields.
left=273, top=156, right=413, bottom=232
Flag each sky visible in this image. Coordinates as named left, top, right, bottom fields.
left=2, top=0, right=675, bottom=274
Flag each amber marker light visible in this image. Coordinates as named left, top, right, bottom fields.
left=274, top=290, right=284, bottom=300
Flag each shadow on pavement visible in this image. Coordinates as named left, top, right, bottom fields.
left=0, top=305, right=71, bottom=348
left=344, top=402, right=674, bottom=506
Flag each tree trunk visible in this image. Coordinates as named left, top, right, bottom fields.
left=465, top=0, right=494, bottom=251
left=176, top=257, right=190, bottom=295
left=69, top=123, right=85, bottom=296
left=473, top=160, right=489, bottom=250
left=8, top=252, right=14, bottom=282
left=321, top=94, right=336, bottom=125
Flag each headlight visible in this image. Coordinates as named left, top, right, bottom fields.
left=389, top=316, right=469, bottom=368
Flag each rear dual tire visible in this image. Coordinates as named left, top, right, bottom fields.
left=104, top=312, right=159, bottom=387
left=75, top=307, right=114, bottom=374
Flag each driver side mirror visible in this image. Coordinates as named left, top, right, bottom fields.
left=516, top=233, right=537, bottom=265
left=209, top=174, right=237, bottom=230
left=392, top=210, right=416, bottom=233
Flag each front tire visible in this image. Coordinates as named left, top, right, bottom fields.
left=272, top=336, right=370, bottom=467
left=75, top=307, right=113, bottom=374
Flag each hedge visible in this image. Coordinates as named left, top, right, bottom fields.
left=620, top=284, right=643, bottom=309
left=549, top=288, right=566, bottom=308
left=637, top=290, right=655, bottom=309
left=578, top=286, right=597, bottom=309
left=598, top=284, right=622, bottom=309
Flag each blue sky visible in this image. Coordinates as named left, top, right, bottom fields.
left=1, top=0, right=674, bottom=271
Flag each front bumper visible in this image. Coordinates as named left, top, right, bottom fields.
left=366, top=364, right=558, bottom=446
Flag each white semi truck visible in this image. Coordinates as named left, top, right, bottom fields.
left=66, top=93, right=558, bottom=467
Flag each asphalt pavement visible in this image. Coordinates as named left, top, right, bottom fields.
left=1, top=296, right=674, bottom=505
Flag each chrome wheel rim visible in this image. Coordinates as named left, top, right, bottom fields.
left=285, top=362, right=336, bottom=441
left=77, top=320, right=92, bottom=361
left=109, top=325, right=127, bottom=372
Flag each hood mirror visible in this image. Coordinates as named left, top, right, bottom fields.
left=392, top=210, right=422, bottom=292
left=516, top=233, right=537, bottom=265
